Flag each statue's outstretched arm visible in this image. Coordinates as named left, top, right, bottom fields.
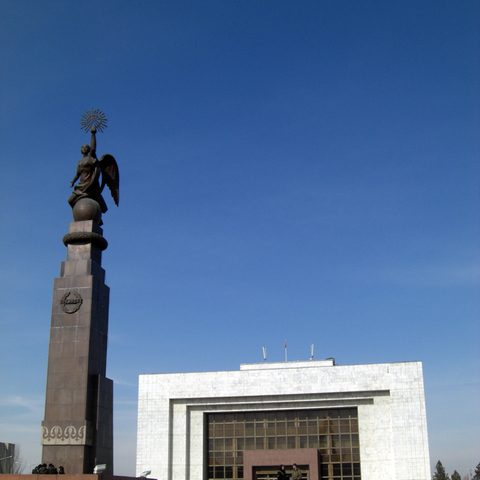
left=90, top=127, right=97, bottom=157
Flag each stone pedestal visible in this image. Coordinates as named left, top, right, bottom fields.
left=42, top=221, right=113, bottom=474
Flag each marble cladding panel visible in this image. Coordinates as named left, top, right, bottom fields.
left=60, top=261, right=106, bottom=282
left=188, top=409, right=204, bottom=469
left=171, top=403, right=187, bottom=478
left=68, top=221, right=103, bottom=234
left=55, top=274, right=94, bottom=288
left=66, top=244, right=102, bottom=264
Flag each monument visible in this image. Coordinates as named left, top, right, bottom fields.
left=41, top=110, right=119, bottom=474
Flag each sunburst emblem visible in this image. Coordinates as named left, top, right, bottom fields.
left=80, top=109, right=108, bottom=133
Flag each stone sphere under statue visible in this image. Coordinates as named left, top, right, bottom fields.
left=72, top=198, right=103, bottom=225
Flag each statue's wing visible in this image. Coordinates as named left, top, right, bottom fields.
left=99, top=154, right=120, bottom=206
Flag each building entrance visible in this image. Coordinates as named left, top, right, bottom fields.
left=253, top=465, right=308, bottom=480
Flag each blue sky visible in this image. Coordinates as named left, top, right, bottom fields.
left=0, top=0, right=478, bottom=477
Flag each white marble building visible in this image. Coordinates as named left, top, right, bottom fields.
left=136, top=360, right=430, bottom=480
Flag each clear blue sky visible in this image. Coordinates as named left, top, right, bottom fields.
left=1, top=1, right=478, bottom=477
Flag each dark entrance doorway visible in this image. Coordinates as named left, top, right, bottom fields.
left=253, top=465, right=309, bottom=480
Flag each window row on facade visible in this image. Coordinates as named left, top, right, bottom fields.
left=207, top=407, right=361, bottom=480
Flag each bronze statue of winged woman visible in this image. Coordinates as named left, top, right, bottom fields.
left=68, top=109, right=119, bottom=226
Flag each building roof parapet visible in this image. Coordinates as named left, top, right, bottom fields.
left=240, top=359, right=335, bottom=370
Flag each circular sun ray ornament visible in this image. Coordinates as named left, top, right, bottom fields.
left=80, top=108, right=108, bottom=133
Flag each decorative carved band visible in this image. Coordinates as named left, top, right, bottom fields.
left=62, top=231, right=108, bottom=251
left=41, top=423, right=93, bottom=446
left=60, top=291, right=83, bottom=314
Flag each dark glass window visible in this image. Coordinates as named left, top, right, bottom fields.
left=207, top=407, right=360, bottom=480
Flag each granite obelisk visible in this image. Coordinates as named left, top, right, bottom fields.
left=41, top=111, right=119, bottom=474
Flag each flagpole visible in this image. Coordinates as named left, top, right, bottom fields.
left=285, top=340, right=287, bottom=362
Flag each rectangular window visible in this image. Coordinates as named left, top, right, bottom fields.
left=276, top=437, right=286, bottom=449
left=350, top=419, right=358, bottom=433
left=267, top=437, right=276, bottom=450
left=308, top=435, right=318, bottom=448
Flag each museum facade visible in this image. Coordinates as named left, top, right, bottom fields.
left=136, top=359, right=430, bottom=480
